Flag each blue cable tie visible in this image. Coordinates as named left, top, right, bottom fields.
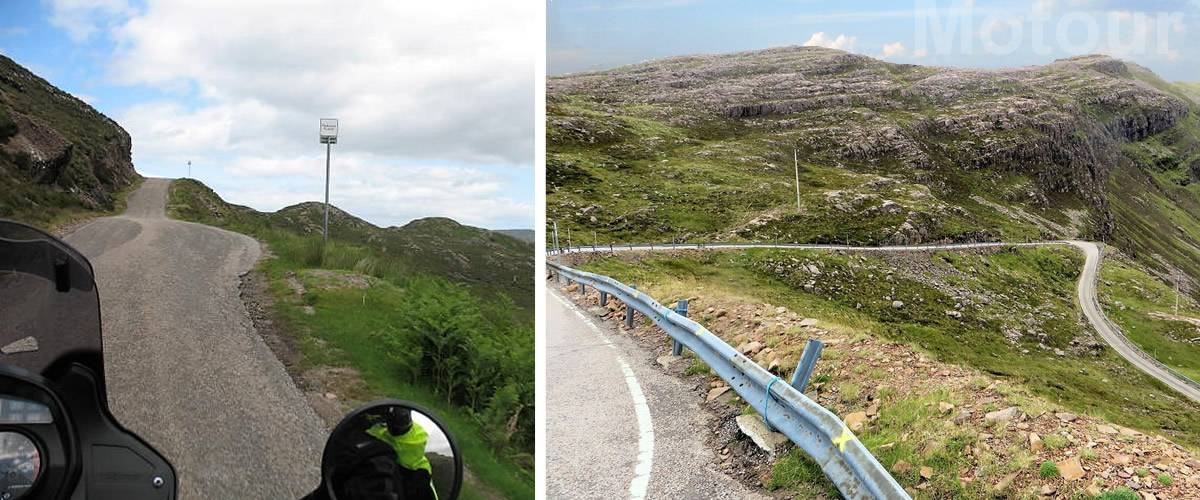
left=763, top=376, right=781, bottom=426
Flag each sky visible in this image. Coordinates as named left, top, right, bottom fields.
left=0, top=0, right=535, bottom=230
left=549, top=0, right=1198, bottom=81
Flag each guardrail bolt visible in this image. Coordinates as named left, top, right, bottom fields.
left=625, top=285, right=637, bottom=328
left=790, top=338, right=825, bottom=392
left=600, top=291, right=608, bottom=306
left=672, top=299, right=688, bottom=356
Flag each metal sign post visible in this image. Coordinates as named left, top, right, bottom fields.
left=319, top=118, right=339, bottom=244
left=552, top=221, right=561, bottom=254
left=793, top=148, right=801, bottom=212
left=187, top=160, right=191, bottom=179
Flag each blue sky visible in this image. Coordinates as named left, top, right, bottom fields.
left=549, top=0, right=1198, bottom=81
left=0, top=0, right=535, bottom=230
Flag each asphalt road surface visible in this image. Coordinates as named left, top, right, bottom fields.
left=65, top=178, right=325, bottom=499
left=1070, top=241, right=1200, bottom=402
left=556, top=240, right=1200, bottom=404
left=546, top=287, right=768, bottom=500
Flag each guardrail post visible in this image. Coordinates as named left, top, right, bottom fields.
left=579, top=282, right=586, bottom=295
left=672, top=299, right=688, bottom=356
left=600, top=291, right=608, bottom=306
left=625, top=285, right=637, bottom=328
left=790, top=338, right=824, bottom=392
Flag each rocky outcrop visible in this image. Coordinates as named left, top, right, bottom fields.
left=549, top=47, right=1196, bottom=244
left=0, top=54, right=136, bottom=213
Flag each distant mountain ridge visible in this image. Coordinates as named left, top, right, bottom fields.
left=169, top=180, right=533, bottom=311
left=0, top=54, right=138, bottom=226
left=549, top=46, right=1200, bottom=295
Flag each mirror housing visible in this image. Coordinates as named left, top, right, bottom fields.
left=308, top=400, right=463, bottom=500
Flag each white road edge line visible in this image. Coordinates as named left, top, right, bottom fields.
left=551, top=290, right=655, bottom=500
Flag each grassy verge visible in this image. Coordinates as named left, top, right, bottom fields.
left=168, top=180, right=533, bottom=499
left=266, top=261, right=531, bottom=499
left=0, top=175, right=143, bottom=233
left=1098, top=256, right=1200, bottom=382
left=576, top=247, right=1200, bottom=449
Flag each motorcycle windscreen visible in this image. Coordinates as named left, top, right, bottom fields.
left=0, top=220, right=103, bottom=378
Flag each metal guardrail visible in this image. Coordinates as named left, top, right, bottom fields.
left=1079, top=247, right=1200, bottom=395
left=548, top=261, right=910, bottom=500
left=552, top=240, right=1200, bottom=399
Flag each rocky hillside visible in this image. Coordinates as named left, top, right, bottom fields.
left=168, top=179, right=534, bottom=312
left=548, top=47, right=1200, bottom=295
left=0, top=54, right=138, bottom=227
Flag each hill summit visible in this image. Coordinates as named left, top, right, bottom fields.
left=0, top=54, right=138, bottom=226
left=548, top=46, right=1200, bottom=293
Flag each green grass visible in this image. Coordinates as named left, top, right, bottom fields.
left=1039, top=460, right=1060, bottom=478
left=169, top=180, right=533, bottom=499
left=0, top=174, right=143, bottom=231
left=768, top=449, right=840, bottom=498
left=1097, top=487, right=1139, bottom=500
left=1158, top=472, right=1172, bottom=486
left=577, top=247, right=1200, bottom=453
left=1043, top=433, right=1069, bottom=450
left=684, top=358, right=710, bottom=376
left=1099, top=256, right=1200, bottom=381
left=264, top=256, right=532, bottom=499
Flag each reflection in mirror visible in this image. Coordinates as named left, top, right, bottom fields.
left=0, top=431, right=41, bottom=499
left=0, top=397, right=51, bottom=425
left=326, top=403, right=461, bottom=500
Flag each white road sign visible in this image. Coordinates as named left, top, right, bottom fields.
left=320, top=118, right=338, bottom=143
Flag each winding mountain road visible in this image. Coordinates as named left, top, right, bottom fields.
left=65, top=179, right=325, bottom=499
left=555, top=240, right=1200, bottom=404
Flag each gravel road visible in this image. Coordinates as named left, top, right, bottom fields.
left=556, top=240, right=1200, bottom=404
left=546, top=288, right=768, bottom=500
left=65, top=178, right=326, bottom=499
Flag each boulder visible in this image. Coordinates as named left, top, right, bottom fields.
left=1058, top=456, right=1085, bottom=481
left=985, top=407, right=1022, bottom=423
left=845, top=411, right=868, bottom=432
left=706, top=386, right=730, bottom=403
left=735, top=414, right=789, bottom=454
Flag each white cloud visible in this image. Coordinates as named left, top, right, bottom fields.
left=913, top=48, right=929, bottom=58
left=72, top=0, right=536, bottom=228
left=109, top=0, right=533, bottom=167
left=802, top=32, right=858, bottom=52
left=881, top=41, right=908, bottom=58
left=46, top=0, right=132, bottom=41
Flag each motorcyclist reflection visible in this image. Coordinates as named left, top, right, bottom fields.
left=321, top=402, right=460, bottom=500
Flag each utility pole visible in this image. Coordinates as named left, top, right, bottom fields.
left=1176, top=274, right=1181, bottom=316
left=552, top=221, right=561, bottom=254
left=793, top=148, right=801, bottom=212
left=319, top=119, right=338, bottom=245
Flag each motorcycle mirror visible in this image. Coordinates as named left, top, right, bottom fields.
left=315, top=400, right=463, bottom=500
